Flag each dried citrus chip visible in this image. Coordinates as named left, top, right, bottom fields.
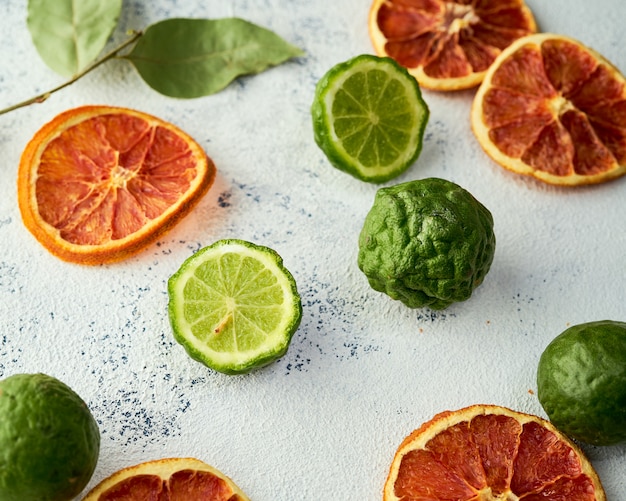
left=368, top=0, right=537, bottom=91
left=18, top=105, right=216, bottom=265
left=82, top=457, right=250, bottom=500
left=472, top=33, right=626, bottom=186
left=384, top=404, right=606, bottom=501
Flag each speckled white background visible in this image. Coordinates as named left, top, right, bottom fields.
left=0, top=0, right=625, bottom=499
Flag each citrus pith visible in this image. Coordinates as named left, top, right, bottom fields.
left=472, top=33, right=626, bottom=185
left=384, top=404, right=606, bottom=501
left=0, top=373, right=100, bottom=501
left=18, top=105, right=216, bottom=265
left=81, top=457, right=250, bottom=500
left=369, top=0, right=537, bottom=91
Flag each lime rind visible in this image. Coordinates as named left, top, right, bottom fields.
left=312, top=54, right=429, bottom=183
left=0, top=373, right=100, bottom=501
left=168, top=239, right=302, bottom=375
left=537, top=320, right=626, bottom=446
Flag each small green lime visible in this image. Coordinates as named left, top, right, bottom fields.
left=168, top=239, right=302, bottom=375
left=537, top=320, right=626, bottom=446
left=311, top=54, right=429, bottom=183
left=358, top=178, right=495, bottom=310
left=0, top=373, right=100, bottom=501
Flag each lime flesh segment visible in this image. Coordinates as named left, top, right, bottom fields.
left=168, top=239, right=302, bottom=374
left=312, top=54, right=429, bottom=183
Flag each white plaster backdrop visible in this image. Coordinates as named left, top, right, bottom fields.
left=0, top=0, right=624, bottom=499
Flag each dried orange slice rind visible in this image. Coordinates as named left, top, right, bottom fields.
left=472, top=33, right=626, bottom=186
left=384, top=404, right=606, bottom=501
left=81, top=457, right=250, bottom=500
left=18, top=105, right=216, bottom=265
left=368, top=0, right=537, bottom=91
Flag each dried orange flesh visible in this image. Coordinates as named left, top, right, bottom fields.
left=18, top=106, right=215, bottom=265
left=384, top=404, right=606, bottom=501
left=81, top=457, right=249, bottom=500
left=472, top=33, right=626, bottom=185
left=369, top=0, right=537, bottom=91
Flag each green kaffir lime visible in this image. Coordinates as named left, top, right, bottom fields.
left=537, top=320, right=626, bottom=446
left=0, top=373, right=100, bottom=501
left=358, top=178, right=495, bottom=310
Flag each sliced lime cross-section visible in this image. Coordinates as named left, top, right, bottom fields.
left=312, top=54, right=429, bottom=183
left=167, top=239, right=302, bottom=374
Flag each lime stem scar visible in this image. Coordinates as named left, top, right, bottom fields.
left=214, top=312, right=232, bottom=334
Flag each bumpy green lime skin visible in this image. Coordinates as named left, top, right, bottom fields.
left=0, top=373, right=100, bottom=501
left=358, top=178, right=495, bottom=310
left=537, top=320, right=626, bottom=446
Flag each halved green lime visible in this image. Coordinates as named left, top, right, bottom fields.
left=167, top=239, right=302, bottom=375
left=311, top=54, right=429, bottom=183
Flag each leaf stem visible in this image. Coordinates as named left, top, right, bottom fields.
left=0, top=30, right=143, bottom=116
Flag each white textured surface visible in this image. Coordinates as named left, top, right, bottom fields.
left=0, top=0, right=625, bottom=499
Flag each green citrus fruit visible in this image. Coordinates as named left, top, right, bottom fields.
left=311, top=54, right=429, bottom=183
left=168, top=239, right=302, bottom=375
left=537, top=320, right=626, bottom=446
left=358, top=178, right=495, bottom=310
left=0, top=373, right=100, bottom=501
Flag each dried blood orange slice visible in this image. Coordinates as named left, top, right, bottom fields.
left=82, top=457, right=250, bottom=500
left=18, top=105, right=216, bottom=265
left=368, top=0, right=537, bottom=91
left=472, top=33, right=626, bottom=186
left=384, top=404, right=606, bottom=501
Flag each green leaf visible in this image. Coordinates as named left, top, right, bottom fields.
left=27, top=0, right=122, bottom=78
left=124, top=18, right=305, bottom=98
